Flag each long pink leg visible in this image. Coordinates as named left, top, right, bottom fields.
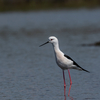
left=68, top=69, right=72, bottom=96
left=68, top=69, right=72, bottom=85
left=63, top=70, right=66, bottom=96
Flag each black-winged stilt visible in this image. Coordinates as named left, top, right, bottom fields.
left=39, top=36, right=90, bottom=96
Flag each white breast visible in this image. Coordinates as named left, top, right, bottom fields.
left=55, top=50, right=73, bottom=70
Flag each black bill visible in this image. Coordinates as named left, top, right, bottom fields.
left=39, top=41, right=49, bottom=47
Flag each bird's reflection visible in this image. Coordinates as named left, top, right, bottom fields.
left=64, top=84, right=74, bottom=100
left=68, top=84, right=74, bottom=100
left=64, top=95, right=73, bottom=100
left=68, top=84, right=72, bottom=96
left=64, top=95, right=66, bottom=100
left=68, top=96, right=74, bottom=100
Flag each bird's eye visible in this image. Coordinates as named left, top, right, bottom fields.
left=51, top=39, right=53, bottom=41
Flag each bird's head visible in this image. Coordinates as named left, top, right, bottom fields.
left=39, top=36, right=58, bottom=47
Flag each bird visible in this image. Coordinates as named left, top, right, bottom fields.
left=39, top=36, right=90, bottom=96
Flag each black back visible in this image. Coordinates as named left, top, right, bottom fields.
left=64, top=54, right=90, bottom=73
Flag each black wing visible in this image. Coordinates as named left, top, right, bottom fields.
left=64, top=54, right=90, bottom=73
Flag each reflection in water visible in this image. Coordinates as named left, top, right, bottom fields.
left=64, top=81, right=73, bottom=100
left=68, top=95, right=74, bottom=100
left=64, top=91, right=74, bottom=100
left=64, top=82, right=73, bottom=100
left=64, top=96, right=74, bottom=100
left=68, top=84, right=72, bottom=96
left=64, top=95, right=66, bottom=100
left=68, top=85, right=74, bottom=100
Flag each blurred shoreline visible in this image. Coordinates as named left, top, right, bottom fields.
left=0, top=0, right=100, bottom=12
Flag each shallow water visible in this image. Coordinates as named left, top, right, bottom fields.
left=0, top=9, right=100, bottom=100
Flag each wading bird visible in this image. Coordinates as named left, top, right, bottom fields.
left=39, top=36, right=89, bottom=96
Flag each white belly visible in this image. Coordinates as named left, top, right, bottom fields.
left=55, top=52, right=73, bottom=70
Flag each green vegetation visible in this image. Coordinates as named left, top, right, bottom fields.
left=0, top=0, right=100, bottom=12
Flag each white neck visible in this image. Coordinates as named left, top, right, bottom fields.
left=52, top=41, right=63, bottom=55
left=52, top=41, right=59, bottom=51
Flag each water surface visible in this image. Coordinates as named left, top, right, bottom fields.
left=0, top=9, right=100, bottom=100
